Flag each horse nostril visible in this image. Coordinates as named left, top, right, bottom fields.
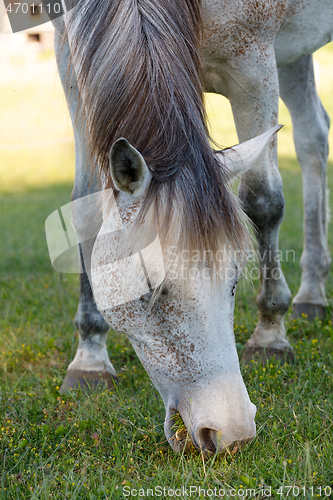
left=194, top=427, right=217, bottom=453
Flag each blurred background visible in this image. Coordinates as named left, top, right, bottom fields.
left=0, top=5, right=74, bottom=191
left=1, top=5, right=333, bottom=192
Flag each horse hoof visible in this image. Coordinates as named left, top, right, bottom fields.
left=241, top=345, right=295, bottom=365
left=59, top=370, right=118, bottom=394
left=291, top=303, right=326, bottom=321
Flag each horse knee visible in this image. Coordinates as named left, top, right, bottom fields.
left=239, top=182, right=285, bottom=232
left=75, top=272, right=109, bottom=339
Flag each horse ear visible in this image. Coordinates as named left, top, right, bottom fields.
left=216, top=125, right=282, bottom=179
left=109, top=138, right=152, bottom=198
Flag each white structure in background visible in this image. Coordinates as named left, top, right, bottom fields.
left=0, top=1, right=54, bottom=73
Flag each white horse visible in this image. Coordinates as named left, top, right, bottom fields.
left=52, top=0, right=332, bottom=454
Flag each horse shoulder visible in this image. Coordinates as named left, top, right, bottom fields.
left=275, top=0, right=333, bottom=67
left=202, top=0, right=288, bottom=60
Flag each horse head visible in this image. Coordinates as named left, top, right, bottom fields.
left=90, top=127, right=279, bottom=454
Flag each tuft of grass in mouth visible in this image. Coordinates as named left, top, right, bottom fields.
left=170, top=412, right=196, bottom=453
left=170, top=412, right=187, bottom=433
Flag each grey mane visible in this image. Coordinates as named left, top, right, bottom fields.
left=67, top=0, right=250, bottom=277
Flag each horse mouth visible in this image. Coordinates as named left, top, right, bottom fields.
left=167, top=411, right=196, bottom=454
left=166, top=410, right=253, bottom=455
left=170, top=427, right=197, bottom=454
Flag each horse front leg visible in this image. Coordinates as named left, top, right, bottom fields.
left=279, top=55, right=331, bottom=321
left=54, top=29, right=117, bottom=392
left=221, top=45, right=293, bottom=363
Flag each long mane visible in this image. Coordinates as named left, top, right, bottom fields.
left=66, top=0, right=250, bottom=282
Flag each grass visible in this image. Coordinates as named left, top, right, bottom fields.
left=0, top=44, right=333, bottom=498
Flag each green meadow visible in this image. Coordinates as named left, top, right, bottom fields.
left=0, top=45, right=332, bottom=498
